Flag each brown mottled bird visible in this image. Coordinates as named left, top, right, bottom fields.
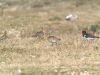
left=0, top=31, right=7, bottom=42
left=47, top=35, right=61, bottom=46
left=33, top=31, right=45, bottom=39
left=32, top=27, right=46, bottom=39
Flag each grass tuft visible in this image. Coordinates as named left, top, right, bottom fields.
left=90, top=24, right=100, bottom=33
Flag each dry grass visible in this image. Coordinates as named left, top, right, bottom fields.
left=0, top=0, right=100, bottom=75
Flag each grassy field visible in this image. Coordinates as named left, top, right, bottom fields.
left=0, top=0, right=100, bottom=75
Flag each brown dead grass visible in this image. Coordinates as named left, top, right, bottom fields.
left=0, top=0, right=100, bottom=75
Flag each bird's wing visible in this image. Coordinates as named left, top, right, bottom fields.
left=85, top=33, right=95, bottom=38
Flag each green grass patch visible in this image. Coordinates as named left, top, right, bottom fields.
left=90, top=24, right=100, bottom=33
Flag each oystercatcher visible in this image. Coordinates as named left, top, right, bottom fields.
left=82, top=30, right=99, bottom=40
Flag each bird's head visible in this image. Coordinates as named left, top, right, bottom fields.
left=82, top=30, right=86, bottom=36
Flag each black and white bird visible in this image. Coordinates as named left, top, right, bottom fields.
left=82, top=30, right=99, bottom=40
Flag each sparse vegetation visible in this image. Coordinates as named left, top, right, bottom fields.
left=0, top=0, right=99, bottom=75
left=90, top=24, right=100, bottom=33
left=49, top=16, right=62, bottom=21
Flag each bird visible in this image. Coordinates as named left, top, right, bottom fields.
left=65, top=14, right=78, bottom=21
left=82, top=30, right=99, bottom=40
left=47, top=35, right=61, bottom=46
left=0, top=31, right=7, bottom=42
left=32, top=27, right=46, bottom=39
left=32, top=31, right=45, bottom=39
